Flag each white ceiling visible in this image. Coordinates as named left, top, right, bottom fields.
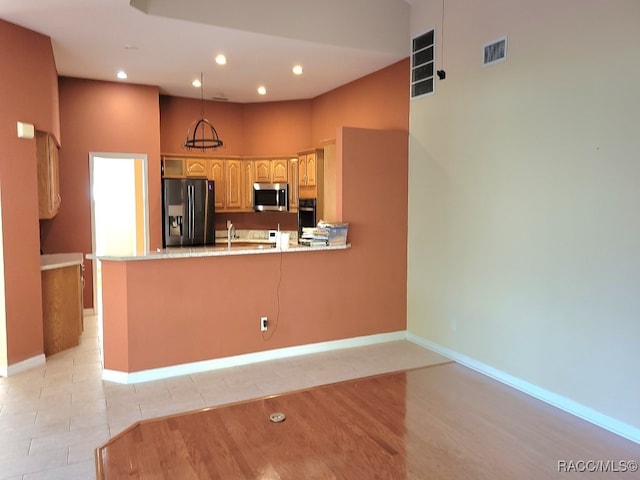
left=0, top=0, right=411, bottom=103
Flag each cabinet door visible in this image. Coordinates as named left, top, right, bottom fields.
left=162, top=157, right=185, bottom=178
left=242, top=160, right=255, bottom=211
left=42, top=265, right=82, bottom=356
left=208, top=160, right=225, bottom=210
left=186, top=158, right=208, bottom=177
left=305, top=152, right=317, bottom=186
left=255, top=160, right=271, bottom=183
left=225, top=160, right=242, bottom=210
left=288, top=158, right=299, bottom=212
left=298, top=155, right=307, bottom=187
left=36, top=131, right=60, bottom=219
left=271, top=159, right=288, bottom=183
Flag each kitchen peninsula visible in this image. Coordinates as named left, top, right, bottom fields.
left=93, top=127, right=409, bottom=384
left=95, top=242, right=355, bottom=383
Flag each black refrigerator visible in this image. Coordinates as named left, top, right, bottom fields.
left=162, top=178, right=216, bottom=247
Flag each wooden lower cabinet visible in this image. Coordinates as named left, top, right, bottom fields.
left=41, top=265, right=83, bottom=356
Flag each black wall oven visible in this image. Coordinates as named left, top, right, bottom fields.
left=298, top=198, right=317, bottom=237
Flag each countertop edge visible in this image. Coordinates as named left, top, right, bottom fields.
left=41, top=253, right=84, bottom=271
left=86, top=244, right=351, bottom=262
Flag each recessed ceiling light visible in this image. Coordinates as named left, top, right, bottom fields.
left=116, top=70, right=128, bottom=80
left=192, top=78, right=201, bottom=88
left=292, top=65, right=303, bottom=75
left=215, top=54, right=227, bottom=65
left=257, top=86, right=267, bottom=95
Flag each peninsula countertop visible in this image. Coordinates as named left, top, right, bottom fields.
left=86, top=242, right=350, bottom=262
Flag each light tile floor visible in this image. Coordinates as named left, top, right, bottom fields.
left=0, top=315, right=449, bottom=479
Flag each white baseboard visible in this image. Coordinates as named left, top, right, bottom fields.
left=102, top=330, right=407, bottom=385
left=407, top=332, right=640, bottom=445
left=0, top=354, right=46, bottom=377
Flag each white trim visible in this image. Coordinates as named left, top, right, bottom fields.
left=83, top=308, right=96, bottom=316
left=102, top=331, right=407, bottom=384
left=407, top=333, right=640, bottom=445
left=0, top=354, right=46, bottom=377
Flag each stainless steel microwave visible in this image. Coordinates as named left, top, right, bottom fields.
left=253, top=183, right=289, bottom=212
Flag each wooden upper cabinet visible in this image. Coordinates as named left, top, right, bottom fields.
left=242, top=160, right=255, bottom=211
left=271, top=159, right=288, bottom=183
left=254, top=158, right=288, bottom=183
left=186, top=158, right=208, bottom=177
left=225, top=160, right=242, bottom=210
left=298, top=150, right=319, bottom=187
left=162, top=156, right=185, bottom=178
left=254, top=160, right=271, bottom=183
left=208, top=160, right=225, bottom=210
left=161, top=155, right=296, bottom=212
left=36, top=131, right=61, bottom=219
left=288, top=158, right=299, bottom=212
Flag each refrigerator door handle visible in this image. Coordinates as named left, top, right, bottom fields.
left=188, top=184, right=194, bottom=240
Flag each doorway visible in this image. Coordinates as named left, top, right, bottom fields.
left=89, top=153, right=149, bottom=314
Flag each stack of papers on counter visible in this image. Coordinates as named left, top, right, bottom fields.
left=299, top=227, right=329, bottom=246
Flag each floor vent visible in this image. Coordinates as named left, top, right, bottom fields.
left=483, top=36, right=507, bottom=66
left=411, top=28, right=435, bottom=98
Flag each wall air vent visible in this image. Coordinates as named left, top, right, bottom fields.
left=483, top=36, right=507, bottom=66
left=411, top=28, right=435, bottom=98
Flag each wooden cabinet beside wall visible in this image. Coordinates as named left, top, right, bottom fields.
left=36, top=131, right=61, bottom=219
left=298, top=148, right=324, bottom=201
left=41, top=264, right=83, bottom=356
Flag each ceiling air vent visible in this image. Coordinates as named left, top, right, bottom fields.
left=483, top=36, right=507, bottom=66
left=411, top=28, right=435, bottom=98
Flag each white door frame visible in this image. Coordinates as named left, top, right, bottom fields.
left=88, top=152, right=149, bottom=313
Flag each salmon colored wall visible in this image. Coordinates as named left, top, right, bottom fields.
left=101, top=126, right=408, bottom=373
left=0, top=20, right=59, bottom=365
left=160, top=96, right=312, bottom=158
left=159, top=96, right=244, bottom=157
left=241, top=100, right=312, bottom=156
left=101, top=261, right=129, bottom=372
left=40, top=78, right=162, bottom=309
left=311, top=59, right=410, bottom=145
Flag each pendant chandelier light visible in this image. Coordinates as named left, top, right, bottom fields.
left=183, top=72, right=224, bottom=151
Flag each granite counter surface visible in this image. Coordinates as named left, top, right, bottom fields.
left=87, top=242, right=350, bottom=262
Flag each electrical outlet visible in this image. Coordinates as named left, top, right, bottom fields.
left=260, top=316, right=268, bottom=332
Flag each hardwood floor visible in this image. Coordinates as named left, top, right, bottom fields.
left=96, top=363, right=640, bottom=479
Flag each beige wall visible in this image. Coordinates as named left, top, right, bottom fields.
left=408, top=0, right=640, bottom=431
